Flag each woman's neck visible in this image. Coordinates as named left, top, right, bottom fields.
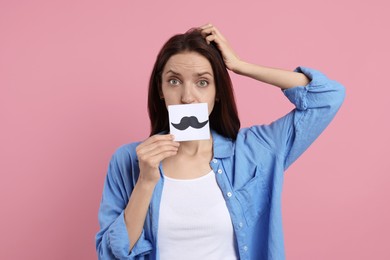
left=177, top=137, right=213, bottom=157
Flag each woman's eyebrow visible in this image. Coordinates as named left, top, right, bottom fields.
left=165, top=69, right=180, bottom=75
left=165, top=70, right=213, bottom=77
left=196, top=72, right=213, bottom=77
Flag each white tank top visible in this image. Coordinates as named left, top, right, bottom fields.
left=158, top=170, right=237, bottom=260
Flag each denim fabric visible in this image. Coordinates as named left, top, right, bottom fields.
left=96, top=67, right=345, bottom=260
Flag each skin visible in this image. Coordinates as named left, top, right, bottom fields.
left=161, top=52, right=216, bottom=116
left=124, top=23, right=310, bottom=251
left=160, top=52, right=216, bottom=180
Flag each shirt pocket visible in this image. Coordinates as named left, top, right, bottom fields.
left=235, top=166, right=270, bottom=226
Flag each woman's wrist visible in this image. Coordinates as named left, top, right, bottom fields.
left=137, top=174, right=159, bottom=190
left=230, top=59, right=248, bottom=75
left=232, top=60, right=258, bottom=77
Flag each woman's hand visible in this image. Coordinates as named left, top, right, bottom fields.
left=200, top=23, right=309, bottom=89
left=136, top=134, right=180, bottom=185
left=199, top=24, right=242, bottom=72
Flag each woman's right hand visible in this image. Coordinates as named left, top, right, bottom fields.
left=136, top=134, right=180, bottom=185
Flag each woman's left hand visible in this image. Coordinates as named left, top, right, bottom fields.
left=199, top=24, right=242, bottom=72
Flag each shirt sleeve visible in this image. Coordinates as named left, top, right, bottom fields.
left=249, top=66, right=346, bottom=170
left=95, top=146, right=153, bottom=259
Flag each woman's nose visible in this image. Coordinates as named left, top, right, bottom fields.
left=181, top=85, right=195, bottom=104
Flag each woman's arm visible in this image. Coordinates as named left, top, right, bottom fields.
left=199, top=24, right=309, bottom=89
left=125, top=134, right=179, bottom=250
left=96, top=135, right=179, bottom=259
left=233, top=62, right=310, bottom=90
left=124, top=178, right=156, bottom=250
left=200, top=24, right=345, bottom=170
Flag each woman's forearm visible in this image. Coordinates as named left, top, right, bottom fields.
left=198, top=24, right=309, bottom=90
left=124, top=178, right=156, bottom=250
left=233, top=61, right=310, bottom=90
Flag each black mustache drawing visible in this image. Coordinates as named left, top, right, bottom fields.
left=171, top=116, right=209, bottom=130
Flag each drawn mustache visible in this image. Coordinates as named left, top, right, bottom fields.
left=171, top=116, right=209, bottom=130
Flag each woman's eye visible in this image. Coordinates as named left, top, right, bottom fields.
left=198, top=80, right=209, bottom=87
left=168, top=79, right=180, bottom=85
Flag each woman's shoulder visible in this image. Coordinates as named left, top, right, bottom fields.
left=110, top=141, right=142, bottom=162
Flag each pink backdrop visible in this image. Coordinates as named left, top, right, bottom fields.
left=1, top=0, right=389, bottom=259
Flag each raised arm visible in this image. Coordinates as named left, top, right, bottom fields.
left=199, top=23, right=309, bottom=89
left=200, top=24, right=345, bottom=170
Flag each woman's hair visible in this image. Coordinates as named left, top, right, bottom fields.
left=148, top=29, right=240, bottom=140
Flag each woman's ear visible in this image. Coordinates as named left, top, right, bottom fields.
left=158, top=87, right=164, bottom=100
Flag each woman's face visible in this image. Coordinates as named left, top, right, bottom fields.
left=161, top=51, right=216, bottom=115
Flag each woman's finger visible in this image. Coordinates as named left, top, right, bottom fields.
left=138, top=145, right=179, bottom=168
left=199, top=23, right=213, bottom=30
left=137, top=134, right=174, bottom=150
left=138, top=140, right=180, bottom=157
left=200, top=25, right=226, bottom=42
left=150, top=149, right=179, bottom=165
left=205, top=34, right=216, bottom=45
left=200, top=27, right=215, bottom=37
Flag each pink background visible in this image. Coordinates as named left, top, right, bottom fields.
left=1, top=0, right=389, bottom=259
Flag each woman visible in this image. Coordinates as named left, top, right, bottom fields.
left=95, top=24, right=345, bottom=260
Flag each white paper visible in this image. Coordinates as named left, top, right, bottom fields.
left=168, top=103, right=210, bottom=142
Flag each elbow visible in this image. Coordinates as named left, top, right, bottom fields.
left=331, top=80, right=346, bottom=110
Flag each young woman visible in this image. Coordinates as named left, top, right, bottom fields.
left=96, top=24, right=345, bottom=260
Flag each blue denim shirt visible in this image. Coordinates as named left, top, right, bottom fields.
left=96, top=67, right=345, bottom=259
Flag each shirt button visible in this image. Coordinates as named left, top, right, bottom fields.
left=227, top=192, right=232, bottom=197
left=243, top=246, right=248, bottom=251
left=239, top=222, right=243, bottom=228
left=217, top=169, right=222, bottom=174
left=213, top=159, right=218, bottom=163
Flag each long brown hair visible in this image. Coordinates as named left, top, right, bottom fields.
left=148, top=29, right=240, bottom=140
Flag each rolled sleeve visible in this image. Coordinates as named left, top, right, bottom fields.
left=283, top=66, right=345, bottom=111
left=282, top=66, right=346, bottom=169
left=248, top=66, right=345, bottom=170
left=106, top=212, right=153, bottom=259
